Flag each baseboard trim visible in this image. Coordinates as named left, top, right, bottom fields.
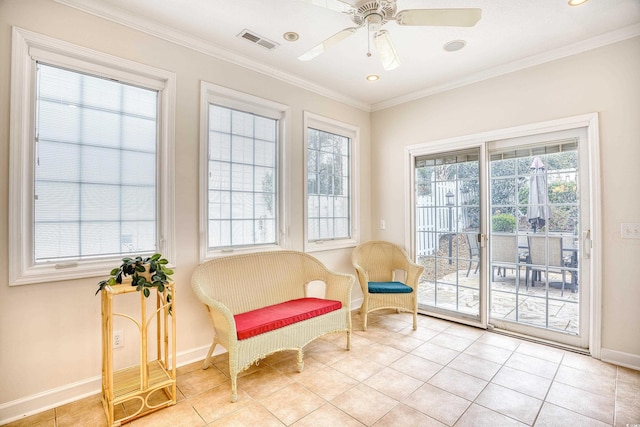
left=0, top=344, right=225, bottom=425
left=0, top=376, right=101, bottom=425
left=600, top=347, right=640, bottom=371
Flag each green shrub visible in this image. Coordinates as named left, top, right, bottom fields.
left=492, top=213, right=516, bottom=233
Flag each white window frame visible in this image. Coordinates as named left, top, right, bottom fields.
left=9, top=27, right=176, bottom=286
left=199, top=81, right=289, bottom=261
left=304, top=111, right=360, bottom=252
left=404, top=113, right=602, bottom=356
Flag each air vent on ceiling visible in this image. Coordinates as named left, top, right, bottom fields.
left=237, top=29, right=279, bottom=50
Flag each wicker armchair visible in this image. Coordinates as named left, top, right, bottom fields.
left=351, top=241, right=424, bottom=331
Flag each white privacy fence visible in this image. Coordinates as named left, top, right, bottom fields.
left=415, top=186, right=477, bottom=257
left=416, top=201, right=442, bottom=257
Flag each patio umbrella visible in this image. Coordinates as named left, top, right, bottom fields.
left=527, top=157, right=550, bottom=233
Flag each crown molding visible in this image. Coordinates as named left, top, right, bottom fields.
left=51, top=0, right=372, bottom=112
left=371, top=23, right=640, bottom=112
left=50, top=1, right=639, bottom=114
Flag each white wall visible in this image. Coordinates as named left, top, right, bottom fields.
left=371, top=36, right=640, bottom=364
left=2, top=0, right=639, bottom=421
left=0, top=0, right=370, bottom=420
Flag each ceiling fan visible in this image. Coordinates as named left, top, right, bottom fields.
left=298, top=0, right=482, bottom=71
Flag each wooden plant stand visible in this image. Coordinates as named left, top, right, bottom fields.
left=101, top=282, right=176, bottom=426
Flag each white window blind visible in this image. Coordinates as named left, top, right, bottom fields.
left=34, top=63, right=158, bottom=262
left=207, top=104, right=278, bottom=249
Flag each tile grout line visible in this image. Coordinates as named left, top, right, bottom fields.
left=448, top=332, right=489, bottom=426
left=435, top=328, right=518, bottom=426
left=530, top=349, right=564, bottom=426
left=457, top=335, right=529, bottom=426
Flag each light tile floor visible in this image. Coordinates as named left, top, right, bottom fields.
left=5, top=310, right=640, bottom=427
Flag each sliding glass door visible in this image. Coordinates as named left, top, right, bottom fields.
left=414, top=148, right=485, bottom=325
left=487, top=129, right=589, bottom=348
left=409, top=118, right=595, bottom=349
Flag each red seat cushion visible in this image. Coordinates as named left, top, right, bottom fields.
left=234, top=298, right=342, bottom=340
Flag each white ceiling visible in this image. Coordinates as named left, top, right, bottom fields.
left=55, top=0, right=640, bottom=111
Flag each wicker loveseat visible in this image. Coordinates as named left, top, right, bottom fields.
left=191, top=250, right=354, bottom=402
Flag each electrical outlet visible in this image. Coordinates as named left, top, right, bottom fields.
left=380, top=219, right=386, bottom=230
left=621, top=223, right=640, bottom=239
left=113, top=330, right=124, bottom=348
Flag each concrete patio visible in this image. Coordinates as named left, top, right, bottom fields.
left=417, top=268, right=580, bottom=334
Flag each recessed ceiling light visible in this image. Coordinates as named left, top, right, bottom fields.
left=366, top=74, right=379, bottom=81
left=568, top=0, right=588, bottom=5
left=283, top=32, right=299, bottom=42
left=443, top=40, right=466, bottom=52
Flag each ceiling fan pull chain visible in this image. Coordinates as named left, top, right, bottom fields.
left=367, top=21, right=372, bottom=57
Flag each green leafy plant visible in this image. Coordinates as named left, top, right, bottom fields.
left=492, top=213, right=516, bottom=233
left=96, top=254, right=174, bottom=300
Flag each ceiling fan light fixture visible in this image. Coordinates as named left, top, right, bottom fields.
left=373, top=30, right=400, bottom=71
left=568, top=0, right=588, bottom=5
left=365, top=13, right=383, bottom=32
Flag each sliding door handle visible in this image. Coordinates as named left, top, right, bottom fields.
left=582, top=229, right=591, bottom=259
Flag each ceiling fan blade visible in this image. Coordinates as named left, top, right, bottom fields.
left=395, top=8, right=482, bottom=27
left=298, top=27, right=358, bottom=61
left=298, top=0, right=353, bottom=13
left=373, top=30, right=400, bottom=71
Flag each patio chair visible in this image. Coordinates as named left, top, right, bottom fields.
left=351, top=241, right=424, bottom=331
left=465, top=232, right=480, bottom=277
left=527, top=235, right=572, bottom=296
left=491, top=234, right=518, bottom=281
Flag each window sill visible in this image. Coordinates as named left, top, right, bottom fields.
left=11, top=253, right=179, bottom=287
left=11, top=257, right=131, bottom=286
left=201, top=244, right=285, bottom=262
left=305, top=239, right=358, bottom=254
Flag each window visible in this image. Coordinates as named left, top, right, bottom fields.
left=304, top=112, right=359, bottom=251
left=9, top=28, right=175, bottom=285
left=200, top=82, right=288, bottom=259
left=35, top=63, right=158, bottom=261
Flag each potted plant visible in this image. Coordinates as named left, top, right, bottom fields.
left=96, top=253, right=174, bottom=300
